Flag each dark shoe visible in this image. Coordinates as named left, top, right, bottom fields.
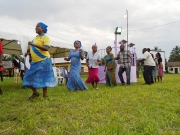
left=121, top=83, right=125, bottom=85
left=21, top=86, right=25, bottom=89
left=0, top=89, right=3, bottom=94
left=28, top=92, right=39, bottom=100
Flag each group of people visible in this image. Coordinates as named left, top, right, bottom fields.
left=0, top=22, right=164, bottom=99
left=142, top=48, right=164, bottom=85
left=22, top=22, right=133, bottom=99
left=64, top=41, right=132, bottom=91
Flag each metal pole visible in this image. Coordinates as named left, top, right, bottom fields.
left=114, top=34, right=117, bottom=57
left=126, top=9, right=128, bottom=51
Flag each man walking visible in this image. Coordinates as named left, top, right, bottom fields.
left=142, top=48, right=155, bottom=85
left=116, top=43, right=132, bottom=85
left=0, top=39, right=3, bottom=94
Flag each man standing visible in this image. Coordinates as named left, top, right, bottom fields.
left=116, top=43, right=132, bottom=85
left=147, top=48, right=155, bottom=84
left=142, top=48, right=155, bottom=85
left=20, top=59, right=25, bottom=80
left=12, top=55, right=20, bottom=83
left=0, top=39, right=3, bottom=94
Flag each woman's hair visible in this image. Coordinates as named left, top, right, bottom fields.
left=157, top=52, right=161, bottom=58
left=106, top=46, right=112, bottom=51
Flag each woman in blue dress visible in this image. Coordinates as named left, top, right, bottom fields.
left=64, top=40, right=88, bottom=91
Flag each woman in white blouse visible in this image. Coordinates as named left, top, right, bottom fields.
left=86, top=44, right=101, bottom=89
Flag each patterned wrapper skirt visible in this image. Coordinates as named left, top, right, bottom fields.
left=152, top=69, right=158, bottom=78
left=106, top=68, right=117, bottom=86
left=23, top=58, right=56, bottom=88
left=86, top=68, right=100, bottom=83
left=158, top=68, right=164, bottom=77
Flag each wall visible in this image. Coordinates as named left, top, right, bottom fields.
left=168, top=67, right=180, bottom=74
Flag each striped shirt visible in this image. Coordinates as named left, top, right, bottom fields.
left=117, top=50, right=132, bottom=68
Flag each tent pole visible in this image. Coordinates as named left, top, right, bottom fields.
left=53, top=54, right=55, bottom=67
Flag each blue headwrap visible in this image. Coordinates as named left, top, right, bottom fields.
left=38, top=22, right=48, bottom=33
left=74, top=40, right=82, bottom=48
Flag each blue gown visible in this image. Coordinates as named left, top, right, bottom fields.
left=66, top=49, right=88, bottom=91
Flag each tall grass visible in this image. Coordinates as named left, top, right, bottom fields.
left=0, top=74, right=180, bottom=135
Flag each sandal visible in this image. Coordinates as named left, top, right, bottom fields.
left=43, top=94, right=48, bottom=98
left=28, top=92, right=39, bottom=100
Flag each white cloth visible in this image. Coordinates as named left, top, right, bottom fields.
left=25, top=55, right=30, bottom=69
left=86, top=52, right=101, bottom=68
left=143, top=51, right=155, bottom=66
left=15, top=58, right=19, bottom=63
left=20, top=62, right=25, bottom=70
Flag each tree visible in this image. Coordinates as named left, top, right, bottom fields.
left=168, top=46, right=180, bottom=62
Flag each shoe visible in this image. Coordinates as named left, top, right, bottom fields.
left=21, top=86, right=25, bottom=89
left=0, top=89, right=3, bottom=94
left=43, top=94, right=48, bottom=98
left=96, top=87, right=98, bottom=90
left=28, top=92, right=39, bottom=100
left=121, top=83, right=125, bottom=85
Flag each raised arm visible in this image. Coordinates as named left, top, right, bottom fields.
left=79, top=49, right=84, bottom=60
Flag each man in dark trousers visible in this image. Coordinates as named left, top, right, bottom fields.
left=147, top=48, right=155, bottom=84
left=0, top=39, right=3, bottom=94
left=142, top=48, right=155, bottom=85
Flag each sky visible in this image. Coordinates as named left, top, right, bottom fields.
left=1, top=0, right=180, bottom=59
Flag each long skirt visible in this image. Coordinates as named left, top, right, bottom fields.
left=158, top=68, right=164, bottom=77
left=106, top=69, right=117, bottom=86
left=66, top=67, right=88, bottom=91
left=86, top=68, right=100, bottom=83
left=23, top=58, right=56, bottom=89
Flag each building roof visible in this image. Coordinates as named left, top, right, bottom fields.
left=167, top=62, right=180, bottom=67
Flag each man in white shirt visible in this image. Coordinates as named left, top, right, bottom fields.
left=142, top=48, right=155, bottom=85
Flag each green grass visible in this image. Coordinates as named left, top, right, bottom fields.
left=0, top=74, right=180, bottom=135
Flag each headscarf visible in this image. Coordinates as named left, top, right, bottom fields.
left=74, top=40, right=82, bottom=48
left=106, top=46, right=112, bottom=51
left=38, top=22, right=48, bottom=33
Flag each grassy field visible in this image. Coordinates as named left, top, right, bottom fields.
left=0, top=74, right=180, bottom=135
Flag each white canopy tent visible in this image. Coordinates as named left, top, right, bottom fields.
left=0, top=18, right=75, bottom=57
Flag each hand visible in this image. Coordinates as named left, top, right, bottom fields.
left=28, top=41, right=34, bottom=46
left=64, top=58, right=68, bottom=61
left=79, top=49, right=83, bottom=53
left=104, top=69, right=106, bottom=72
left=108, top=67, right=112, bottom=69
left=95, top=61, right=99, bottom=66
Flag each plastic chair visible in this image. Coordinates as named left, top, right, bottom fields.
left=56, top=68, right=64, bottom=85
left=60, top=67, right=69, bottom=85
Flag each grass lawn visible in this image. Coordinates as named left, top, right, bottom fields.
left=0, top=74, right=180, bottom=135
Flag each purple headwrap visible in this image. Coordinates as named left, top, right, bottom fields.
left=38, top=22, right=48, bottom=33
